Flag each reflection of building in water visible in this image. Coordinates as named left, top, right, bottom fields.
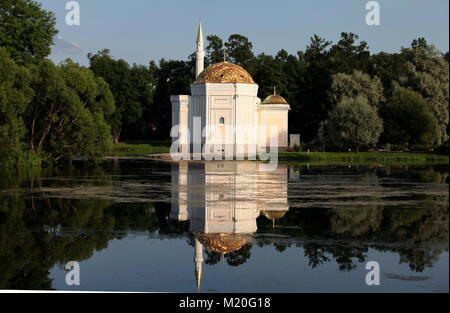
left=170, top=161, right=288, bottom=289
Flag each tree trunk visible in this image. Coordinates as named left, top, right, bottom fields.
left=113, top=128, right=122, bottom=145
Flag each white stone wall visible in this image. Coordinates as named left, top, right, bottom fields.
left=170, top=95, right=190, bottom=152
left=172, top=82, right=290, bottom=154
left=190, top=83, right=260, bottom=154
left=258, top=104, right=290, bottom=150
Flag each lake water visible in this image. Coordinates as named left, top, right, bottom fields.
left=0, top=159, right=448, bottom=292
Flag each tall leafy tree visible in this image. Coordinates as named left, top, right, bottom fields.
left=251, top=53, right=288, bottom=98
left=328, top=32, right=371, bottom=74
left=319, top=96, right=383, bottom=152
left=25, top=59, right=114, bottom=161
left=88, top=49, right=143, bottom=143
left=127, top=62, right=157, bottom=138
left=329, top=70, right=384, bottom=107
left=205, top=35, right=224, bottom=66
left=298, top=33, right=373, bottom=141
left=152, top=59, right=193, bottom=138
left=0, top=48, right=34, bottom=166
left=368, top=51, right=408, bottom=97
left=398, top=38, right=449, bottom=146
left=224, top=34, right=254, bottom=69
left=382, top=87, right=439, bottom=150
left=299, top=35, right=332, bottom=140
left=0, top=0, right=58, bottom=64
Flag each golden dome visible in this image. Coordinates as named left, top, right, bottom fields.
left=261, top=94, right=288, bottom=105
left=196, top=233, right=250, bottom=254
left=194, top=62, right=255, bottom=84
left=262, top=210, right=287, bottom=220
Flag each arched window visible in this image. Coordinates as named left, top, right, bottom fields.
left=219, top=117, right=225, bottom=125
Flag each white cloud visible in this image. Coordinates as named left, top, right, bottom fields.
left=52, top=35, right=82, bottom=54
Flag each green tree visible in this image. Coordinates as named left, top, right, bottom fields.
left=369, top=52, right=408, bottom=98
left=299, top=33, right=372, bottom=141
left=205, top=35, right=224, bottom=65
left=152, top=59, right=193, bottom=138
left=328, top=32, right=371, bottom=74
left=382, top=87, right=439, bottom=150
left=88, top=49, right=155, bottom=143
left=127, top=62, right=157, bottom=138
left=0, top=48, right=34, bottom=166
left=224, top=34, right=254, bottom=69
left=399, top=38, right=449, bottom=145
left=329, top=70, right=384, bottom=107
left=299, top=35, right=333, bottom=140
left=319, top=96, right=383, bottom=152
left=252, top=53, right=288, bottom=98
left=0, top=0, right=58, bottom=64
left=25, top=59, right=114, bottom=161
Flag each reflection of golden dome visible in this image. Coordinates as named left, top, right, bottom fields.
left=262, top=210, right=287, bottom=220
left=196, top=233, right=249, bottom=254
left=261, top=94, right=288, bottom=105
left=194, top=62, right=255, bottom=84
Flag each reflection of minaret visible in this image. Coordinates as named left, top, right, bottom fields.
left=194, top=237, right=203, bottom=290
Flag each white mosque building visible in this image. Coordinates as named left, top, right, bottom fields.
left=171, top=23, right=291, bottom=155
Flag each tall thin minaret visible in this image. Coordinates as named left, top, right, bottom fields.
left=194, top=237, right=203, bottom=290
left=196, top=22, right=205, bottom=78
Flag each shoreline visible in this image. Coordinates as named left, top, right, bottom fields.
left=105, top=151, right=449, bottom=166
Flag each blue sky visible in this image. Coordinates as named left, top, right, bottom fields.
left=39, top=0, right=449, bottom=66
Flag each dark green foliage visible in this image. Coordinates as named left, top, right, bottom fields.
left=0, top=48, right=37, bottom=167
left=88, top=49, right=157, bottom=143
left=205, top=35, right=224, bottom=65
left=298, top=33, right=372, bottom=141
left=152, top=59, right=194, bottom=138
left=224, top=34, right=254, bottom=69
left=25, top=59, right=115, bottom=162
left=329, top=70, right=384, bottom=108
left=319, top=96, right=383, bottom=152
left=0, top=0, right=57, bottom=64
left=382, top=87, right=439, bottom=150
left=397, top=38, right=449, bottom=146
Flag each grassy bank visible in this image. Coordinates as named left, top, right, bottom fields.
left=275, top=151, right=449, bottom=165
left=111, top=141, right=170, bottom=156
left=109, top=143, right=448, bottom=165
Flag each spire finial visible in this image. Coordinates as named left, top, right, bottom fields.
left=223, top=50, right=227, bottom=62
left=273, top=86, right=277, bottom=95
left=196, top=20, right=204, bottom=43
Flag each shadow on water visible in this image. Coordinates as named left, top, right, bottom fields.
left=0, top=160, right=448, bottom=290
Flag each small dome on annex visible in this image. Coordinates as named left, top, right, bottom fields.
left=261, top=88, right=288, bottom=105
left=194, top=61, right=255, bottom=84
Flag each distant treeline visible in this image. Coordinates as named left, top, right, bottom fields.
left=0, top=0, right=448, bottom=167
